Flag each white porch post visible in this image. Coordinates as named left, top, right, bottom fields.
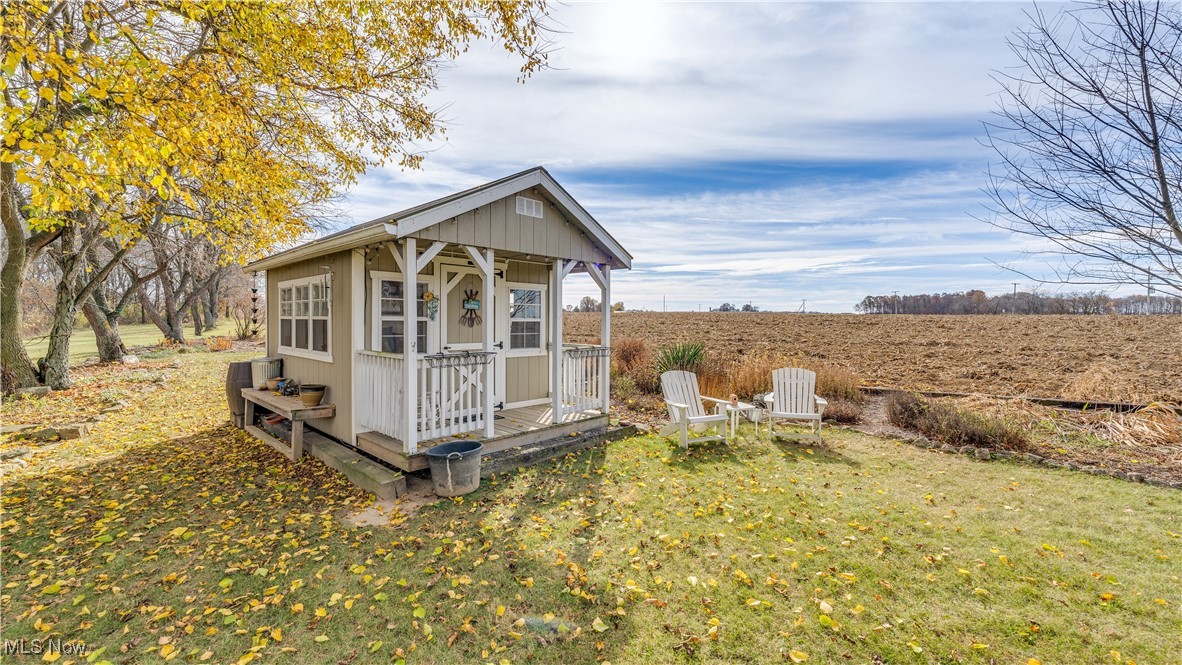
left=585, top=262, right=612, bottom=414
left=349, top=250, right=365, bottom=443
left=463, top=246, right=496, bottom=438
left=401, top=238, right=418, bottom=454
left=599, top=265, right=611, bottom=412
left=551, top=258, right=565, bottom=424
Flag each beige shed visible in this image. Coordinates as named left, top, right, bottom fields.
left=245, top=167, right=631, bottom=471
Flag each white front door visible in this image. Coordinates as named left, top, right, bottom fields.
left=439, top=264, right=502, bottom=407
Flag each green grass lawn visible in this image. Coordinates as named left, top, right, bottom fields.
left=22, top=321, right=239, bottom=364
left=1, top=351, right=1179, bottom=664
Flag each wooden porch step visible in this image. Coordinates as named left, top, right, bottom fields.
left=304, top=430, right=407, bottom=499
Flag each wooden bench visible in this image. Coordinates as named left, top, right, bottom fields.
left=242, top=388, right=335, bottom=461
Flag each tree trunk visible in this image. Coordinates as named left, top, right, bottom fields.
left=82, top=297, right=126, bottom=362
left=191, top=300, right=204, bottom=337
left=42, top=277, right=77, bottom=389
left=0, top=163, right=42, bottom=391
left=138, top=282, right=184, bottom=343
left=203, top=280, right=218, bottom=329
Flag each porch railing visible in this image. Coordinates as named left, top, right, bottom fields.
left=418, top=352, right=494, bottom=440
left=357, top=351, right=405, bottom=440
left=562, top=345, right=610, bottom=418
left=356, top=350, right=493, bottom=443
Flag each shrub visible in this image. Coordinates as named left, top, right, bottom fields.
left=655, top=342, right=707, bottom=376
left=612, top=338, right=658, bottom=393
left=612, top=374, right=639, bottom=401
left=812, top=363, right=863, bottom=403
left=612, top=338, right=651, bottom=375
left=886, top=392, right=1029, bottom=450
left=823, top=397, right=863, bottom=424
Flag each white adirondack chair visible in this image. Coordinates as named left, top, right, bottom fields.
left=765, top=368, right=828, bottom=444
left=659, top=370, right=729, bottom=449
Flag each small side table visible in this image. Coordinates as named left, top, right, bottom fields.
left=724, top=401, right=759, bottom=440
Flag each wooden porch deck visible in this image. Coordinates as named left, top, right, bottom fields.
left=355, top=404, right=609, bottom=472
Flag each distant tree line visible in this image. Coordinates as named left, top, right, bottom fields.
left=856, top=290, right=1182, bottom=315
left=565, top=298, right=625, bottom=313
left=711, top=303, right=760, bottom=312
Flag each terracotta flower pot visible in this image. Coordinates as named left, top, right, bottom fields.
left=299, top=384, right=325, bottom=407
left=266, top=377, right=284, bottom=391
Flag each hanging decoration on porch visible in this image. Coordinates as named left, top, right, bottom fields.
left=459, top=289, right=482, bottom=327
left=423, top=290, right=438, bottom=321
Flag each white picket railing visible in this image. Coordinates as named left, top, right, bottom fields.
left=356, top=350, right=493, bottom=443
left=562, top=345, right=610, bottom=418
left=356, top=351, right=405, bottom=439
left=418, top=352, right=493, bottom=440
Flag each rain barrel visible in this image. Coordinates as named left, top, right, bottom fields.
left=225, top=361, right=253, bottom=428
left=426, top=441, right=485, bottom=497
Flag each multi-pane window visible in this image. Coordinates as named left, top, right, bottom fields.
left=278, top=276, right=331, bottom=359
left=376, top=278, right=428, bottom=354
left=509, top=288, right=543, bottom=350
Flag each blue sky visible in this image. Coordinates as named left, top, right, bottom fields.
left=338, top=2, right=1070, bottom=312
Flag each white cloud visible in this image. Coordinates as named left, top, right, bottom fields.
left=330, top=2, right=1072, bottom=312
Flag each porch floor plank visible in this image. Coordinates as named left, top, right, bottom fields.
left=356, top=403, right=608, bottom=471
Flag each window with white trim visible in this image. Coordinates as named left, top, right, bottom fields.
left=278, top=275, right=331, bottom=359
left=509, top=287, right=544, bottom=350
left=374, top=276, right=429, bottom=354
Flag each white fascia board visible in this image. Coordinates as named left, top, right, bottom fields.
left=246, top=224, right=391, bottom=272
left=391, top=171, right=545, bottom=238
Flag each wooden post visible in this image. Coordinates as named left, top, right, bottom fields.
left=402, top=238, right=418, bottom=454
left=551, top=258, right=564, bottom=424
left=291, top=420, right=304, bottom=460
left=600, top=265, right=611, bottom=413
left=585, top=262, right=612, bottom=415
left=349, top=249, right=364, bottom=443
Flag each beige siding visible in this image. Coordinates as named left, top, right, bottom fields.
left=506, top=355, right=548, bottom=404
left=265, top=250, right=354, bottom=442
left=506, top=260, right=548, bottom=284
left=409, top=189, right=611, bottom=264
left=444, top=272, right=483, bottom=346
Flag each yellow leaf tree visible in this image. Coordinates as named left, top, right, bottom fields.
left=1, top=0, right=551, bottom=389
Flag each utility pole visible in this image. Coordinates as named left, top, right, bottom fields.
left=892, top=290, right=899, bottom=315
left=1147, top=276, right=1153, bottom=315
left=663, top=295, right=666, bottom=312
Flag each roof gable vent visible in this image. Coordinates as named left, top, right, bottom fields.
left=516, top=196, right=544, bottom=219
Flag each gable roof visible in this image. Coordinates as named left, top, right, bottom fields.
left=246, top=167, right=632, bottom=271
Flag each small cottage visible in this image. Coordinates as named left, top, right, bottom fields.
left=245, top=167, right=632, bottom=472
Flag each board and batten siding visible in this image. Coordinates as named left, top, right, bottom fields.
left=407, top=189, right=610, bottom=265
left=505, top=355, right=548, bottom=404
left=265, top=250, right=354, bottom=442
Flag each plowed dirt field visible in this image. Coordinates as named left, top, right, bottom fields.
left=564, top=313, right=1181, bottom=403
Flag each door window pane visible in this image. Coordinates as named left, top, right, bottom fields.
left=381, top=320, right=403, bottom=354
left=510, top=321, right=541, bottom=349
